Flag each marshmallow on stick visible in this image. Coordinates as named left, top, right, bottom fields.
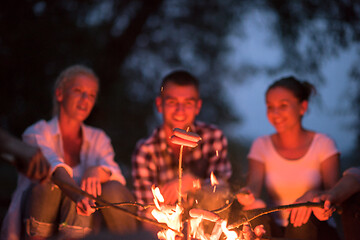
left=170, top=128, right=201, bottom=148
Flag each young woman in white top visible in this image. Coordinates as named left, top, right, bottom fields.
left=1, top=65, right=137, bottom=240
left=237, top=76, right=340, bottom=240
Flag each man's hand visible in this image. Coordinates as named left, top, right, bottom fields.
left=312, top=194, right=336, bottom=221
left=160, top=173, right=196, bottom=205
left=17, top=147, right=50, bottom=182
left=0, top=128, right=50, bottom=181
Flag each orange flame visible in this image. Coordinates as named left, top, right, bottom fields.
left=221, top=220, right=239, bottom=239
left=210, top=172, right=219, bottom=186
left=151, top=186, right=183, bottom=240
left=210, top=172, right=219, bottom=192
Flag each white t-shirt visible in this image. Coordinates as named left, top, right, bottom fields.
left=248, top=133, right=339, bottom=226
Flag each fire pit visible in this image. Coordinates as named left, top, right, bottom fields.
left=54, top=128, right=326, bottom=240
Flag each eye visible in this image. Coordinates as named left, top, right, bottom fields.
left=280, top=103, right=288, bottom=109
left=266, top=105, right=273, bottom=111
left=73, top=87, right=82, bottom=93
left=185, top=100, right=196, bottom=108
left=89, top=93, right=97, bottom=99
left=165, top=99, right=177, bottom=106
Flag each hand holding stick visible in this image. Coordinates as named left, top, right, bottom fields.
left=227, top=201, right=328, bottom=229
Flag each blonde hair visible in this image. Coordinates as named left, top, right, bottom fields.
left=52, top=65, right=99, bottom=116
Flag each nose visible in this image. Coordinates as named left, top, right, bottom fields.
left=175, top=102, right=185, bottom=112
left=269, top=107, right=280, bottom=116
left=81, top=92, right=90, bottom=100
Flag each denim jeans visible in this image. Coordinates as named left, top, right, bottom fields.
left=24, top=180, right=137, bottom=238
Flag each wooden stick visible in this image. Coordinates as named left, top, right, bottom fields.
left=52, top=178, right=183, bottom=236
left=93, top=202, right=154, bottom=209
left=178, top=144, right=184, bottom=206
left=178, top=127, right=190, bottom=206
left=227, top=201, right=324, bottom=229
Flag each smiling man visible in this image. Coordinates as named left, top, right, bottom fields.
left=131, top=70, right=232, bottom=218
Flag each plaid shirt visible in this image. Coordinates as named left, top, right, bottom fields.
left=131, top=121, right=232, bottom=206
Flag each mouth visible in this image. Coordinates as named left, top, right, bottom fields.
left=77, top=105, right=88, bottom=113
left=273, top=118, right=285, bottom=125
left=173, top=116, right=186, bottom=122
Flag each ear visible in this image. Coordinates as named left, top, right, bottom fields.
left=300, top=100, right=308, bottom=116
left=195, top=99, right=202, bottom=115
left=155, top=96, right=163, bottom=113
left=55, top=88, right=63, bottom=102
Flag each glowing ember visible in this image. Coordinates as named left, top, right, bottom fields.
left=193, top=179, right=201, bottom=189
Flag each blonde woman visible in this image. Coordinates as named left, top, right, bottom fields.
left=1, top=65, right=136, bottom=240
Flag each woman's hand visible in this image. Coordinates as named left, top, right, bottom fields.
left=290, top=190, right=318, bottom=227
left=236, top=187, right=256, bottom=207
left=81, top=166, right=108, bottom=198
left=78, top=166, right=112, bottom=215
left=52, top=167, right=96, bottom=216
left=75, top=195, right=96, bottom=216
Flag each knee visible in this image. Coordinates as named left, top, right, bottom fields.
left=30, top=181, right=59, bottom=196
left=101, top=181, right=135, bottom=202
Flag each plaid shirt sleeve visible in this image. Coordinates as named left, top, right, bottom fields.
left=131, top=140, right=157, bottom=206
left=200, top=124, right=232, bottom=181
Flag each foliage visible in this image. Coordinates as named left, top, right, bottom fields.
left=1, top=0, right=360, bottom=170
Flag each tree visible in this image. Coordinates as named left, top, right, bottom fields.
left=1, top=0, right=359, bottom=171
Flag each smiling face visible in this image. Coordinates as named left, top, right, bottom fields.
left=156, top=82, right=202, bottom=135
left=56, top=74, right=98, bottom=123
left=266, top=87, right=308, bottom=133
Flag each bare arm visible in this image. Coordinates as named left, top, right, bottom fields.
left=325, top=173, right=360, bottom=206
left=320, top=153, right=340, bottom=190
left=0, top=128, right=50, bottom=181
left=236, top=159, right=266, bottom=208
left=52, top=167, right=95, bottom=216
left=312, top=171, right=360, bottom=221
left=246, top=159, right=265, bottom=198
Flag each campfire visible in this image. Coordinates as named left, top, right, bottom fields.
left=150, top=172, right=240, bottom=240
left=148, top=128, right=244, bottom=239
left=53, top=127, right=325, bottom=240
left=144, top=128, right=324, bottom=240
